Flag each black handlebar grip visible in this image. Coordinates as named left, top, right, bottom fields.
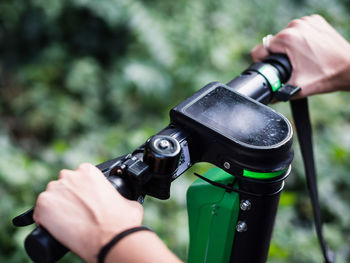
left=262, top=53, right=292, bottom=82
left=24, top=175, right=133, bottom=262
left=25, top=227, right=68, bottom=263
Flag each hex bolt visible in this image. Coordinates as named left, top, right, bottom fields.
left=158, top=139, right=170, bottom=149
left=223, top=162, right=231, bottom=169
left=236, top=221, right=248, bottom=232
left=240, top=200, right=251, bottom=211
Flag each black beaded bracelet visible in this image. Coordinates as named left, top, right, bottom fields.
left=97, top=226, right=153, bottom=263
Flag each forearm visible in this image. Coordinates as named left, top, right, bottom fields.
left=104, top=231, right=182, bottom=263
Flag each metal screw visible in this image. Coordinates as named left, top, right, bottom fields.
left=240, top=200, right=251, bottom=211
left=158, top=139, right=170, bottom=149
left=211, top=204, right=219, bottom=215
left=223, top=162, right=231, bottom=169
left=137, top=196, right=145, bottom=204
left=236, top=221, right=248, bottom=232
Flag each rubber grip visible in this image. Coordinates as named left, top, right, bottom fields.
left=25, top=227, right=68, bottom=263
left=262, top=53, right=292, bottom=82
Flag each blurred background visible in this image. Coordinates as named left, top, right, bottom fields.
left=1, top=0, right=350, bottom=262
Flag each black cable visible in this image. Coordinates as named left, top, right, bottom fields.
left=193, top=172, right=285, bottom=197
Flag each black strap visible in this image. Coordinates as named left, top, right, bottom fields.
left=290, top=98, right=335, bottom=263
left=97, top=226, right=153, bottom=263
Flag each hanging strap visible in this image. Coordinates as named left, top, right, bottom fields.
left=290, top=98, right=335, bottom=263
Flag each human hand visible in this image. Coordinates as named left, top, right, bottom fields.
left=33, top=163, right=143, bottom=263
left=251, top=15, right=350, bottom=98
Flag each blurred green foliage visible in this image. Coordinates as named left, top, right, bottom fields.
left=1, top=0, right=350, bottom=262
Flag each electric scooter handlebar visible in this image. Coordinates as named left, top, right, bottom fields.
left=13, top=54, right=299, bottom=263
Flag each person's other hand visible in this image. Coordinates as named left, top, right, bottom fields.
left=251, top=14, right=350, bottom=98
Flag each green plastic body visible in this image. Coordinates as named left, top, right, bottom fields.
left=187, top=168, right=240, bottom=263
left=187, top=167, right=286, bottom=262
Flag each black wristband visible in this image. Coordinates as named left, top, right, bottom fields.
left=97, top=226, right=153, bottom=263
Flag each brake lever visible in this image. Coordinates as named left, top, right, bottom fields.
left=13, top=208, right=35, bottom=227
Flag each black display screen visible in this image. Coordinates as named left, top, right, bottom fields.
left=183, top=87, right=289, bottom=147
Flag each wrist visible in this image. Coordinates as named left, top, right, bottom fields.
left=328, top=55, right=350, bottom=92
left=103, top=230, right=155, bottom=263
left=76, top=223, right=143, bottom=263
left=103, top=230, right=182, bottom=263
left=98, top=226, right=153, bottom=263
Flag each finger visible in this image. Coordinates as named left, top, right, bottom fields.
left=286, top=18, right=305, bottom=29
left=250, top=44, right=269, bottom=62
left=251, top=34, right=287, bottom=62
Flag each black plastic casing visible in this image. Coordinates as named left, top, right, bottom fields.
left=170, top=82, right=293, bottom=174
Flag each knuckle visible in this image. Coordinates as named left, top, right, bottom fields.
left=275, top=30, right=292, bottom=43
left=78, top=162, right=92, bottom=171
left=46, top=181, right=57, bottom=191
left=302, top=14, right=324, bottom=24
left=58, top=169, right=71, bottom=180
left=276, top=28, right=300, bottom=44
left=310, top=14, right=324, bottom=21
left=287, top=18, right=304, bottom=28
